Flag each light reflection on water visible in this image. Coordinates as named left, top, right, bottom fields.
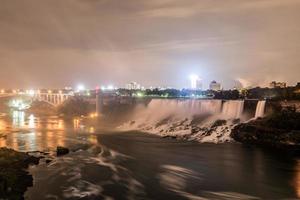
left=12, top=110, right=25, bottom=127
left=294, top=160, right=300, bottom=198
left=0, top=111, right=96, bottom=152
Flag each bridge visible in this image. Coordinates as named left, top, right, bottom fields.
left=33, top=91, right=73, bottom=106
left=0, top=90, right=74, bottom=107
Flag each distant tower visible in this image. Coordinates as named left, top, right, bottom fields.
left=209, top=80, right=222, bottom=91
left=190, top=74, right=202, bottom=90
left=126, top=82, right=141, bottom=90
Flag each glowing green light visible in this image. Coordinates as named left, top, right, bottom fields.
left=136, top=92, right=144, bottom=97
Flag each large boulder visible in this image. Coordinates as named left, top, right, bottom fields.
left=56, top=146, right=70, bottom=156
left=0, top=148, right=40, bottom=200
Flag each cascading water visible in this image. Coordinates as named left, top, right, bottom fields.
left=131, top=99, right=223, bottom=124
left=120, top=99, right=247, bottom=143
left=221, top=100, right=245, bottom=119
left=254, top=100, right=266, bottom=119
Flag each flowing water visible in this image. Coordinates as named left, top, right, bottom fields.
left=0, top=101, right=299, bottom=200
left=255, top=100, right=266, bottom=119
left=120, top=99, right=248, bottom=142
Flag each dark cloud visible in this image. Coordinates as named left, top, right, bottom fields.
left=0, top=0, right=299, bottom=89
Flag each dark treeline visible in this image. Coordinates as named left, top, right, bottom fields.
left=116, top=82, right=300, bottom=100
left=245, top=84, right=300, bottom=100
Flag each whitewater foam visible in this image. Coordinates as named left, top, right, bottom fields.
left=119, top=99, right=251, bottom=143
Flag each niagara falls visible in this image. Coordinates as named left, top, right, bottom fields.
left=1, top=0, right=300, bottom=199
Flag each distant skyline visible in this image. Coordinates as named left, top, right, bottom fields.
left=1, top=0, right=300, bottom=89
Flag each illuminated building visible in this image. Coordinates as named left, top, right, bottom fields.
left=126, top=82, right=141, bottom=90
left=209, top=80, right=222, bottom=91
left=189, top=74, right=202, bottom=90
left=269, top=81, right=287, bottom=88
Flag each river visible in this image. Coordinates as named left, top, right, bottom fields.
left=0, top=111, right=299, bottom=199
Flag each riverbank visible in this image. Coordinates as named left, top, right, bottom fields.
left=231, top=110, right=300, bottom=154
left=0, top=148, right=40, bottom=199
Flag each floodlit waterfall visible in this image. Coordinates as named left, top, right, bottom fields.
left=120, top=99, right=248, bottom=143
left=255, top=100, right=266, bottom=119
left=221, top=100, right=244, bottom=119
left=137, top=99, right=223, bottom=123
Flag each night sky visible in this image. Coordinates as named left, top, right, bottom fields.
left=0, top=0, right=300, bottom=89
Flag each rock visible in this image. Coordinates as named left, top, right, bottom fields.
left=24, top=155, right=40, bottom=165
left=191, top=126, right=200, bottom=134
left=211, top=120, right=227, bottom=128
left=45, top=159, right=52, bottom=164
left=56, top=146, right=70, bottom=156
left=0, top=148, right=40, bottom=200
left=232, top=119, right=241, bottom=124
left=231, top=110, right=300, bottom=154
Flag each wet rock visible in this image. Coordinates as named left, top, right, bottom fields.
left=45, top=159, right=52, bottom=164
left=0, top=148, right=40, bottom=200
left=191, top=126, right=200, bottom=134
left=211, top=120, right=227, bottom=128
left=231, top=110, right=300, bottom=153
left=232, top=118, right=241, bottom=124
left=56, top=146, right=70, bottom=156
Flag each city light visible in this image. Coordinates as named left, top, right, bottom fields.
left=89, top=112, right=98, bottom=118
left=77, top=84, right=85, bottom=92
left=9, top=99, right=30, bottom=110
left=101, top=85, right=115, bottom=91
left=136, top=92, right=144, bottom=97
left=107, top=85, right=114, bottom=90
left=28, top=89, right=35, bottom=96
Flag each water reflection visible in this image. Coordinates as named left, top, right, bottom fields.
left=12, top=110, right=25, bottom=127
left=294, top=160, right=300, bottom=198
left=89, top=126, right=95, bottom=133
left=0, top=111, right=98, bottom=152
left=73, top=118, right=80, bottom=129
left=28, top=114, right=35, bottom=128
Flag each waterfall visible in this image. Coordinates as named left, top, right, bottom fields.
left=120, top=99, right=246, bottom=143
left=255, top=100, right=266, bottom=119
left=221, top=100, right=245, bottom=119
left=137, top=99, right=223, bottom=123
left=124, top=99, right=246, bottom=126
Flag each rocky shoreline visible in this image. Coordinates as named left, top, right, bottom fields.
left=231, top=110, right=300, bottom=154
left=0, top=148, right=40, bottom=200
left=0, top=146, right=71, bottom=199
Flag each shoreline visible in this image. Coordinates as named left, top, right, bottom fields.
left=231, top=110, right=300, bottom=155
left=0, top=148, right=40, bottom=200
